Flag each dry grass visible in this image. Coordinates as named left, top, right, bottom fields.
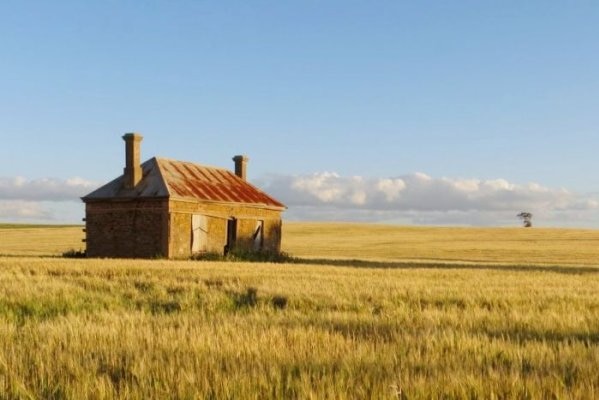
left=283, top=222, right=599, bottom=266
left=3, top=222, right=599, bottom=266
left=0, top=225, right=84, bottom=256
left=0, top=223, right=598, bottom=399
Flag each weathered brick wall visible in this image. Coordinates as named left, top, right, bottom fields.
left=236, top=218, right=256, bottom=250
left=169, top=212, right=191, bottom=258
left=262, top=218, right=282, bottom=252
left=235, top=218, right=281, bottom=252
left=205, top=215, right=228, bottom=254
left=85, top=198, right=282, bottom=259
left=85, top=200, right=168, bottom=258
left=168, top=200, right=283, bottom=258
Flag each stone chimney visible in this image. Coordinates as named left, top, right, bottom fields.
left=232, top=155, right=249, bottom=181
left=123, top=133, right=143, bottom=189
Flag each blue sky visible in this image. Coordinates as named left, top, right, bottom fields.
left=1, top=1, right=598, bottom=226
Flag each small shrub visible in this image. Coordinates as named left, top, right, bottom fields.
left=62, top=249, right=86, bottom=258
left=203, top=278, right=224, bottom=288
left=149, top=300, right=182, bottom=315
left=134, top=281, right=155, bottom=293
left=166, top=285, right=186, bottom=296
left=228, top=249, right=294, bottom=263
left=192, top=252, right=225, bottom=261
left=232, top=287, right=258, bottom=309
left=271, top=295, right=288, bottom=310
left=192, top=248, right=294, bottom=263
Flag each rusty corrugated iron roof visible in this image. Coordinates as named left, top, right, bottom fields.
left=82, top=157, right=285, bottom=210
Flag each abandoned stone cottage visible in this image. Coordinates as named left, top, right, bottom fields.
left=82, top=133, right=286, bottom=258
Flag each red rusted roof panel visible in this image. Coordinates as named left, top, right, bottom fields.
left=157, top=158, right=285, bottom=209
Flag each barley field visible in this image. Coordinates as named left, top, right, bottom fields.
left=0, top=224, right=83, bottom=257
left=0, top=223, right=598, bottom=399
left=283, top=222, right=599, bottom=266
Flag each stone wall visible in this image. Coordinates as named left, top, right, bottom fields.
left=168, top=200, right=283, bottom=258
left=85, top=198, right=283, bottom=259
left=85, top=199, right=168, bottom=258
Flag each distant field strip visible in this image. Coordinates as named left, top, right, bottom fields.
left=0, top=226, right=84, bottom=256
left=283, top=222, right=599, bottom=266
left=2, top=222, right=599, bottom=266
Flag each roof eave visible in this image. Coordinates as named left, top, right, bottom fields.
left=168, top=195, right=286, bottom=211
left=82, top=196, right=170, bottom=203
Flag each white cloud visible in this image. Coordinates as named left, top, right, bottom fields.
left=0, top=176, right=97, bottom=202
left=376, top=178, right=406, bottom=201
left=0, top=201, right=52, bottom=220
left=0, top=176, right=96, bottom=223
left=1, top=172, right=597, bottom=227
left=258, top=172, right=599, bottom=227
left=0, top=199, right=86, bottom=223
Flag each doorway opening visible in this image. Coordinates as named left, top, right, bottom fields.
left=253, top=220, right=264, bottom=251
left=225, top=218, right=237, bottom=255
left=191, top=214, right=208, bottom=254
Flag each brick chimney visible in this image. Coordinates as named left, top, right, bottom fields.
left=123, top=133, right=143, bottom=189
left=232, top=155, right=249, bottom=181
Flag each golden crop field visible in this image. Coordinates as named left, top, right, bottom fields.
left=0, top=223, right=598, bottom=399
left=0, top=224, right=84, bottom=257
left=283, top=222, right=599, bottom=266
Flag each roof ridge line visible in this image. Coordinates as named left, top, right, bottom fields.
left=154, top=156, right=229, bottom=171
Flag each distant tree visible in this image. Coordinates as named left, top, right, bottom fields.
left=517, top=212, right=533, bottom=228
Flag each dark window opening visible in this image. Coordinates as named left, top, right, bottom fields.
left=225, top=218, right=237, bottom=255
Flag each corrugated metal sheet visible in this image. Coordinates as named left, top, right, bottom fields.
left=158, top=158, right=285, bottom=208
left=83, top=157, right=285, bottom=210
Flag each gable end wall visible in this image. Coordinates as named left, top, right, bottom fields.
left=85, top=199, right=169, bottom=258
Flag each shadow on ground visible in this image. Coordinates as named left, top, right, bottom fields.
left=289, top=257, right=599, bottom=275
